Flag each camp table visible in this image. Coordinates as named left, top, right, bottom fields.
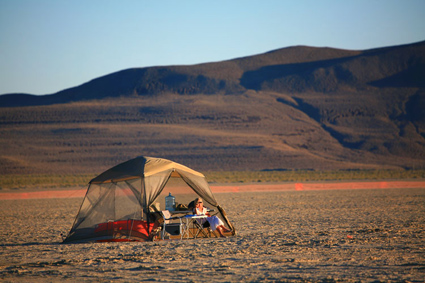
left=181, top=214, right=209, bottom=239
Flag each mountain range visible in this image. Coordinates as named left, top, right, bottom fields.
left=1, top=40, right=424, bottom=174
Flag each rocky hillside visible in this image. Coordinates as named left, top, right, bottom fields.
left=1, top=41, right=424, bottom=174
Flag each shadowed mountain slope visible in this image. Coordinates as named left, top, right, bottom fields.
left=1, top=41, right=424, bottom=174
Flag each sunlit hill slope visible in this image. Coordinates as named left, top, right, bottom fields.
left=1, top=40, right=424, bottom=174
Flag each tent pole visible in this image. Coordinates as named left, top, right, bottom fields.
left=142, top=178, right=152, bottom=237
left=217, top=205, right=236, bottom=235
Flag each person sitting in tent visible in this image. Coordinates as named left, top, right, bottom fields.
left=192, top=197, right=231, bottom=237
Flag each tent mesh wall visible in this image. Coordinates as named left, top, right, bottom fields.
left=65, top=179, right=145, bottom=242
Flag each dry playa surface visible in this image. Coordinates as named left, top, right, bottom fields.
left=0, top=185, right=424, bottom=282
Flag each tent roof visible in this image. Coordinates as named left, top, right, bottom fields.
left=90, top=156, right=205, bottom=184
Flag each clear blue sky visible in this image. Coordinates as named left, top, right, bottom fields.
left=1, top=0, right=424, bottom=95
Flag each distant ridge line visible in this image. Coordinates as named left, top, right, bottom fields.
left=1, top=40, right=424, bottom=107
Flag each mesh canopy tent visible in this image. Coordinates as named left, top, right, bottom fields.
left=63, top=156, right=234, bottom=243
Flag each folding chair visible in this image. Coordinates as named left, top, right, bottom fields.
left=160, top=210, right=184, bottom=240
left=193, top=218, right=213, bottom=238
left=193, top=211, right=222, bottom=238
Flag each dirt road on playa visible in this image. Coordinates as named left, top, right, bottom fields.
left=1, top=180, right=424, bottom=200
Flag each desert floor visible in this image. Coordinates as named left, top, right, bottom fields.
left=0, top=185, right=424, bottom=282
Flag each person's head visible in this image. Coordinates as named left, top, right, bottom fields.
left=195, top=197, right=203, bottom=208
